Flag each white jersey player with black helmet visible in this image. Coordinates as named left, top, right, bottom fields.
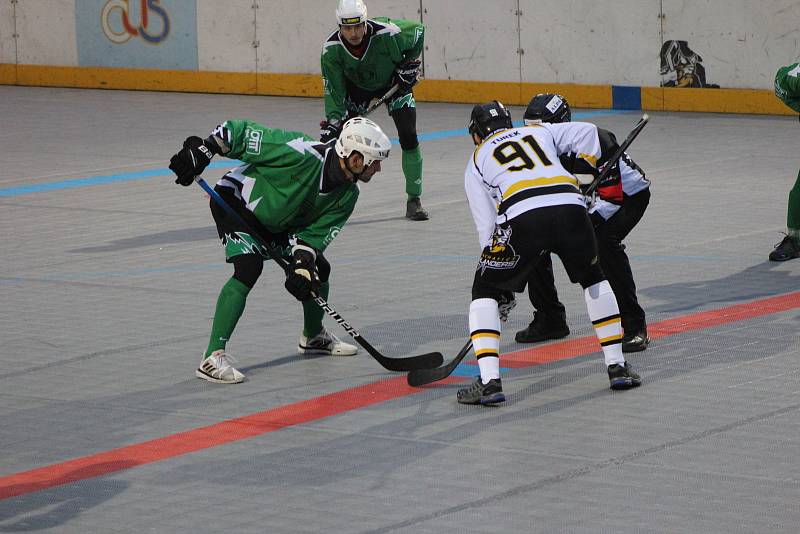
left=515, top=93, right=652, bottom=353
left=457, top=101, right=642, bottom=406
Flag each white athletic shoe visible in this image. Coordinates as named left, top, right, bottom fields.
left=298, top=327, right=358, bottom=356
left=196, top=350, right=245, bottom=384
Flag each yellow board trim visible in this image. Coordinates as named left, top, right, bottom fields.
left=0, top=64, right=793, bottom=115
left=0, top=64, right=321, bottom=96
left=416, top=79, right=612, bottom=108
left=641, top=86, right=792, bottom=115
left=0, top=64, right=16, bottom=84
left=503, top=176, right=579, bottom=199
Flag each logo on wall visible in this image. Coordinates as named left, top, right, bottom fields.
left=659, top=40, right=720, bottom=88
left=101, top=0, right=170, bottom=44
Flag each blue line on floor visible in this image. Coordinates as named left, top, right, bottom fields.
left=0, top=110, right=630, bottom=198
left=451, top=363, right=510, bottom=377
left=0, top=161, right=237, bottom=197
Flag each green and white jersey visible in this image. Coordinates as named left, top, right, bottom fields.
left=321, top=17, right=424, bottom=121
left=213, top=120, right=358, bottom=252
left=775, top=62, right=800, bottom=113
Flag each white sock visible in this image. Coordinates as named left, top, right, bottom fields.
left=478, top=357, right=500, bottom=383
left=469, top=298, right=501, bottom=382
left=584, top=281, right=625, bottom=366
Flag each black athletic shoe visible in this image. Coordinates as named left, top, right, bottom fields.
left=607, top=363, right=642, bottom=390
left=622, top=330, right=650, bottom=353
left=515, top=312, right=570, bottom=343
left=457, top=376, right=505, bottom=405
left=768, top=234, right=800, bottom=262
left=406, top=197, right=429, bottom=221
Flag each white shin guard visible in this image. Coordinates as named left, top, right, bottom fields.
left=584, top=280, right=625, bottom=366
left=469, top=298, right=501, bottom=382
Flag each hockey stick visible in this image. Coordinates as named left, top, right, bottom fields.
left=583, top=114, right=649, bottom=198
left=363, top=84, right=400, bottom=117
left=406, top=290, right=533, bottom=386
left=407, top=339, right=472, bottom=387
left=195, top=177, right=443, bottom=372
left=407, top=118, right=650, bottom=386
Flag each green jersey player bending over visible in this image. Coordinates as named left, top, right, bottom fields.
left=321, top=0, right=429, bottom=221
left=168, top=118, right=391, bottom=383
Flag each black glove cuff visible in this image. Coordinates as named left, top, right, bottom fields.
left=202, top=135, right=224, bottom=156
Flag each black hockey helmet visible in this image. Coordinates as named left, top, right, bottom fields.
left=523, top=93, right=571, bottom=124
left=468, top=101, right=513, bottom=139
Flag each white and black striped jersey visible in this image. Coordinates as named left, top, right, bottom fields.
left=464, top=122, right=603, bottom=248
left=589, top=153, right=650, bottom=221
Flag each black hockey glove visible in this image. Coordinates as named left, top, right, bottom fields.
left=319, top=120, right=343, bottom=143
left=169, top=136, right=216, bottom=186
left=497, top=291, right=516, bottom=322
left=393, top=59, right=421, bottom=91
left=284, top=244, right=321, bottom=301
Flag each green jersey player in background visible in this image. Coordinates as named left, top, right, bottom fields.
left=320, top=0, right=429, bottom=221
left=168, top=117, right=391, bottom=384
left=770, top=61, right=800, bottom=261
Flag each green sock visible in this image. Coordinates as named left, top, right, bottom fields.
left=205, top=277, right=250, bottom=358
left=787, top=169, right=800, bottom=236
left=302, top=280, right=329, bottom=338
left=402, top=146, right=423, bottom=198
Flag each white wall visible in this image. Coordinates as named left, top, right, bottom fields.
left=253, top=0, right=337, bottom=74
left=195, top=0, right=423, bottom=75
left=423, top=0, right=519, bottom=82
left=520, top=0, right=662, bottom=86
left=197, top=0, right=256, bottom=73
left=0, top=0, right=16, bottom=64
left=5, top=0, right=796, bottom=90
left=661, top=0, right=800, bottom=89
left=15, top=0, right=77, bottom=66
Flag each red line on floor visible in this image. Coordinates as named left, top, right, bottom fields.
left=0, top=375, right=456, bottom=500
left=1, top=291, right=799, bottom=500
left=502, top=290, right=800, bottom=368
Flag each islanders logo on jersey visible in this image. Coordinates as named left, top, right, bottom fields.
left=478, top=226, right=520, bottom=273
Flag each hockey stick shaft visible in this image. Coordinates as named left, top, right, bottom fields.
left=363, top=84, right=400, bottom=117
left=194, top=177, right=442, bottom=372
left=583, top=114, right=649, bottom=197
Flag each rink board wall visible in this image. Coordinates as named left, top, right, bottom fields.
left=0, top=0, right=797, bottom=114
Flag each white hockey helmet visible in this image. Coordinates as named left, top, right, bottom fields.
left=335, top=117, right=391, bottom=167
left=336, top=0, right=367, bottom=26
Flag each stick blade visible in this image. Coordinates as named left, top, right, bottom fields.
left=407, top=365, right=454, bottom=387
left=407, top=340, right=473, bottom=387
left=377, top=351, right=443, bottom=372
